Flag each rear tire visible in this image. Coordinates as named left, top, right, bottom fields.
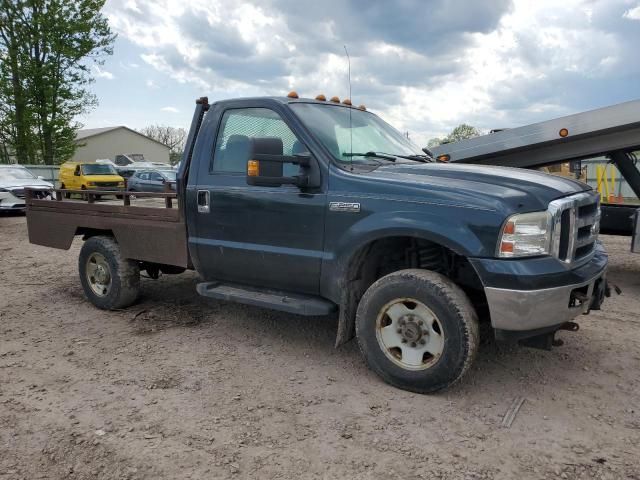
left=355, top=269, right=479, bottom=393
left=78, top=236, right=140, bottom=310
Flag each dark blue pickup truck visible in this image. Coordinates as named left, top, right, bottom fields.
left=26, top=94, right=608, bottom=393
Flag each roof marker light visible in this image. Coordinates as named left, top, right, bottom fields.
left=315, top=94, right=326, bottom=101
left=358, top=104, right=366, bottom=111
left=342, top=98, right=352, bottom=105
left=330, top=96, right=340, bottom=103
left=287, top=91, right=299, bottom=99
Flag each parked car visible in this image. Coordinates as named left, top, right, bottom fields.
left=59, top=161, right=125, bottom=197
left=0, top=165, right=52, bottom=212
left=127, top=169, right=176, bottom=192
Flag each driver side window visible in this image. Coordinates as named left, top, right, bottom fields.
left=212, top=108, right=304, bottom=176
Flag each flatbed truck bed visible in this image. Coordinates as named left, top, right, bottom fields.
left=26, top=189, right=189, bottom=268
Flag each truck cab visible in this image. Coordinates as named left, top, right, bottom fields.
left=26, top=94, right=608, bottom=393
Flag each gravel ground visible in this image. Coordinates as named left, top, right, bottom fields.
left=1, top=213, right=639, bottom=480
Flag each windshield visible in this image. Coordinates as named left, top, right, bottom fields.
left=82, top=164, right=117, bottom=175
left=0, top=167, right=36, bottom=180
left=160, top=170, right=177, bottom=180
left=290, top=103, right=426, bottom=166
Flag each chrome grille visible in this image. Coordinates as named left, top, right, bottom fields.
left=549, top=191, right=600, bottom=264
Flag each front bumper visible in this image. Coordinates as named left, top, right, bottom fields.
left=471, top=244, right=608, bottom=333
left=0, top=191, right=25, bottom=210
left=86, top=185, right=124, bottom=191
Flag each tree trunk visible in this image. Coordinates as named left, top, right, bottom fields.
left=42, top=124, right=54, bottom=164
left=7, top=39, right=30, bottom=163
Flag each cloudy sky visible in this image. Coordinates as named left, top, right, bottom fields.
left=83, top=0, right=640, bottom=146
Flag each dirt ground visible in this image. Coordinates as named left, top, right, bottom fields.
left=1, top=214, right=639, bottom=480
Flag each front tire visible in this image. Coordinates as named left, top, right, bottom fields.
left=355, top=269, right=479, bottom=393
left=78, top=236, right=140, bottom=310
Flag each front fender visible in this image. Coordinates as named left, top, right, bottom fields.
left=320, top=206, right=502, bottom=303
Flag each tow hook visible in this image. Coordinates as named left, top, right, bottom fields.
left=559, top=321, right=580, bottom=332
left=552, top=322, right=580, bottom=347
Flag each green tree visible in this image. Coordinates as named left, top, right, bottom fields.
left=427, top=123, right=481, bottom=148
left=0, top=0, right=115, bottom=164
left=0, top=1, right=35, bottom=163
left=138, top=125, right=187, bottom=165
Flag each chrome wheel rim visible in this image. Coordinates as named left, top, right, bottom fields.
left=375, top=298, right=445, bottom=371
left=86, top=252, right=112, bottom=297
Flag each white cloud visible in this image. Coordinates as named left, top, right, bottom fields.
left=161, top=106, right=179, bottom=113
left=103, top=0, right=640, bottom=145
left=93, top=65, right=115, bottom=80
left=623, top=5, right=640, bottom=19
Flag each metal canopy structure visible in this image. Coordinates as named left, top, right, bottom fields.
left=429, top=99, right=640, bottom=169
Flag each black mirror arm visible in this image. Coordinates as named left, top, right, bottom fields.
left=247, top=175, right=308, bottom=187
left=252, top=153, right=311, bottom=167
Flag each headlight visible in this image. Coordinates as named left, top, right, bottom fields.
left=87, top=181, right=95, bottom=186
left=497, top=211, right=551, bottom=258
left=118, top=182, right=124, bottom=187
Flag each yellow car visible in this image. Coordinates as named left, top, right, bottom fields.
left=59, top=162, right=125, bottom=196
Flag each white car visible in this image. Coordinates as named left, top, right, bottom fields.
left=0, top=165, right=53, bottom=212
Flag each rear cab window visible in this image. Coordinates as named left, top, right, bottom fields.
left=211, top=108, right=303, bottom=176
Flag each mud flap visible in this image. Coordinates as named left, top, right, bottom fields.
left=335, top=287, right=358, bottom=347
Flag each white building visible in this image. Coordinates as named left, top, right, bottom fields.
left=72, top=126, right=170, bottom=165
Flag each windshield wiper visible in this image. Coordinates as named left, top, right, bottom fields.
left=342, top=151, right=396, bottom=162
left=389, top=153, right=432, bottom=163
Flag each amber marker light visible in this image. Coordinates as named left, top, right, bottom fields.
left=500, top=242, right=514, bottom=254
left=315, top=94, right=326, bottom=101
left=559, top=128, right=569, bottom=137
left=503, top=221, right=516, bottom=235
left=358, top=104, right=366, bottom=111
left=330, top=96, right=340, bottom=103
left=247, top=160, right=260, bottom=177
left=342, top=98, right=352, bottom=105
left=437, top=154, right=450, bottom=163
left=287, top=91, right=299, bottom=98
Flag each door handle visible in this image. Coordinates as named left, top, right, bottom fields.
left=197, top=190, right=210, bottom=213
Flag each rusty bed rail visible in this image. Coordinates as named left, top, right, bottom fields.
left=26, top=187, right=178, bottom=209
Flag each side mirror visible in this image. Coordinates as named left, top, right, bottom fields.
left=74, top=170, right=80, bottom=176
left=246, top=138, right=320, bottom=188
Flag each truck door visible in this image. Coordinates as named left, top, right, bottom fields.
left=192, top=105, right=326, bottom=294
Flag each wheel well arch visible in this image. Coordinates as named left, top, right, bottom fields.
left=334, top=235, right=486, bottom=347
left=77, top=227, right=115, bottom=241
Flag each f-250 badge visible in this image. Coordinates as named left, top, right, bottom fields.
left=329, top=201, right=361, bottom=213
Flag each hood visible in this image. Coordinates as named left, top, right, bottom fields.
left=365, top=162, right=590, bottom=212
left=0, top=177, right=53, bottom=189
left=83, top=174, right=124, bottom=183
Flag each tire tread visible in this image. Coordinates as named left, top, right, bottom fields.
left=356, top=269, right=479, bottom=393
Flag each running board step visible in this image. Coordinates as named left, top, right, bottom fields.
left=196, top=282, right=336, bottom=316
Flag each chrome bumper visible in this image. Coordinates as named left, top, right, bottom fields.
left=485, top=265, right=607, bottom=331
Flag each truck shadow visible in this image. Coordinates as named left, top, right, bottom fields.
left=129, top=273, right=612, bottom=397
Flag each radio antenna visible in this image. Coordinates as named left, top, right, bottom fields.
left=344, top=45, right=353, bottom=171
